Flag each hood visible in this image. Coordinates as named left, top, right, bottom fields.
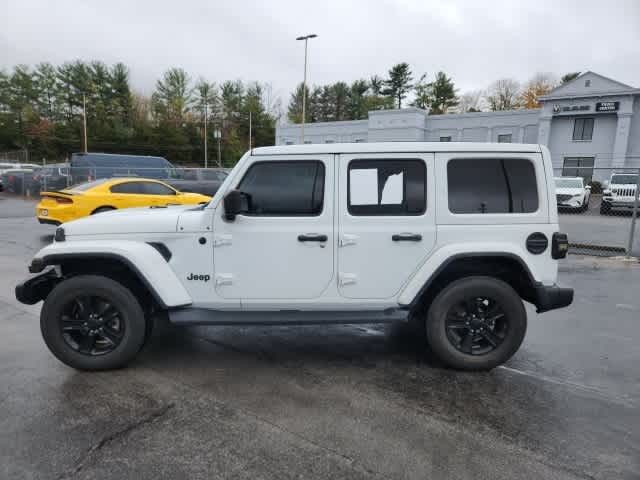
left=63, top=205, right=197, bottom=236
left=555, top=187, right=584, bottom=195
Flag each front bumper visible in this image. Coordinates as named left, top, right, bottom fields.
left=37, top=217, right=61, bottom=226
left=15, top=268, right=60, bottom=305
left=532, top=284, right=574, bottom=313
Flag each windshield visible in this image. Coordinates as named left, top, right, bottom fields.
left=67, top=178, right=110, bottom=192
left=611, top=174, right=638, bottom=185
left=555, top=178, right=583, bottom=188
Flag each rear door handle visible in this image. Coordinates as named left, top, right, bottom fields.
left=298, top=234, right=328, bottom=242
left=392, top=233, right=422, bottom=242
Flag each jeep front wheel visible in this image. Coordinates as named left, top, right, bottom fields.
left=40, top=275, right=147, bottom=370
left=425, top=276, right=527, bottom=371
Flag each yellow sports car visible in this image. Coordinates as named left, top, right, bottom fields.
left=36, top=178, right=211, bottom=225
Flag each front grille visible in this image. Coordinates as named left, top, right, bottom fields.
left=612, top=187, right=637, bottom=197
left=556, top=194, right=572, bottom=202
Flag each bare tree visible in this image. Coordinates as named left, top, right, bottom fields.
left=485, top=78, right=521, bottom=111
left=519, top=72, right=558, bottom=109
left=457, top=90, right=484, bottom=113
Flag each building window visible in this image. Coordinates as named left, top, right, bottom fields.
left=585, top=79, right=591, bottom=87
left=497, top=134, right=512, bottom=143
left=348, top=159, right=426, bottom=216
left=237, top=161, right=325, bottom=216
left=562, top=157, right=595, bottom=183
left=285, top=141, right=294, bottom=145
left=440, top=136, right=452, bottom=142
left=325, top=139, right=335, bottom=144
left=447, top=158, right=538, bottom=214
left=304, top=140, right=312, bottom=144
left=573, top=117, right=594, bottom=141
left=354, top=138, right=365, bottom=143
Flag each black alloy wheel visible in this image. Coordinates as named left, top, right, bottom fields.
left=444, top=296, right=507, bottom=356
left=60, top=295, right=125, bottom=356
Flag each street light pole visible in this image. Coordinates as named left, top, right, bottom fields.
left=204, top=99, right=208, bottom=169
left=296, top=33, right=317, bottom=144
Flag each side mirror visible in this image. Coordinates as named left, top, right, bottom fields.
left=223, top=189, right=249, bottom=221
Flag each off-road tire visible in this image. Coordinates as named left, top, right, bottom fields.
left=40, top=275, right=146, bottom=370
left=599, top=202, right=611, bottom=215
left=425, top=276, right=527, bottom=371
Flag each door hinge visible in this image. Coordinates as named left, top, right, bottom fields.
left=339, top=273, right=357, bottom=286
left=213, top=234, right=232, bottom=247
left=215, top=274, right=233, bottom=286
left=340, top=234, right=358, bottom=247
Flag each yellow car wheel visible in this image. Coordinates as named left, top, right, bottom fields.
left=91, top=207, right=116, bottom=215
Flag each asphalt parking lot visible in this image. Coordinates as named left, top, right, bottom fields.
left=1, top=194, right=639, bottom=480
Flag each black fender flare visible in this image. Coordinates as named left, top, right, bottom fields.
left=23, top=253, right=168, bottom=308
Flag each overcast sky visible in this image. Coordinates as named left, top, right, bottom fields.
left=2, top=0, right=639, bottom=103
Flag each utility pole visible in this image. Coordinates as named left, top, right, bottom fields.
left=82, top=93, right=88, bottom=153
left=204, top=99, right=208, bottom=168
left=296, top=34, right=317, bottom=144
left=214, top=128, right=222, bottom=168
left=248, top=111, right=252, bottom=151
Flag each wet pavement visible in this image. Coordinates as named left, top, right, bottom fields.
left=1, top=194, right=639, bottom=479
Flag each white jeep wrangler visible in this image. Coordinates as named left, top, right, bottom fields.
left=600, top=172, right=639, bottom=214
left=16, top=142, right=573, bottom=371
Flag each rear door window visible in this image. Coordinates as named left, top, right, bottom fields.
left=142, top=182, right=176, bottom=195
left=348, top=159, right=426, bottom=216
left=110, top=182, right=146, bottom=194
left=447, top=158, right=538, bottom=214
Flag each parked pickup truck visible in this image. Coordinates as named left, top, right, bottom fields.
left=166, top=168, right=229, bottom=196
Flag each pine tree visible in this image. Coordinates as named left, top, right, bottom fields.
left=382, top=63, right=413, bottom=109
left=428, top=71, right=458, bottom=114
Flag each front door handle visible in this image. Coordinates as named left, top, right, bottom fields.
left=392, top=233, right=422, bottom=242
left=298, top=234, right=328, bottom=242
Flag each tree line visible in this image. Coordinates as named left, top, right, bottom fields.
left=0, top=61, right=281, bottom=165
left=0, top=60, right=583, bottom=164
left=287, top=63, right=581, bottom=123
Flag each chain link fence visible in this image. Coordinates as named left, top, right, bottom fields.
left=0, top=165, right=229, bottom=199
left=2, top=158, right=638, bottom=259
left=553, top=167, right=640, bottom=258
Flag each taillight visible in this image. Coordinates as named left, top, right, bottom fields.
left=552, top=232, right=569, bottom=259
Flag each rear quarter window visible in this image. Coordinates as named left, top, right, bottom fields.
left=447, top=158, right=538, bottom=214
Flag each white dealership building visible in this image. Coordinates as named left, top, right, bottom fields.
left=275, top=72, right=640, bottom=181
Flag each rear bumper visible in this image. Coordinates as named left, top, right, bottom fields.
left=533, top=284, right=574, bottom=313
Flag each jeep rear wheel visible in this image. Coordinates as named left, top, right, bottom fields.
left=40, top=275, right=146, bottom=370
left=425, top=276, right=526, bottom=371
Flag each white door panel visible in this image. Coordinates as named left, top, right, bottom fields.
left=213, top=155, right=334, bottom=301
left=338, top=153, right=436, bottom=299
